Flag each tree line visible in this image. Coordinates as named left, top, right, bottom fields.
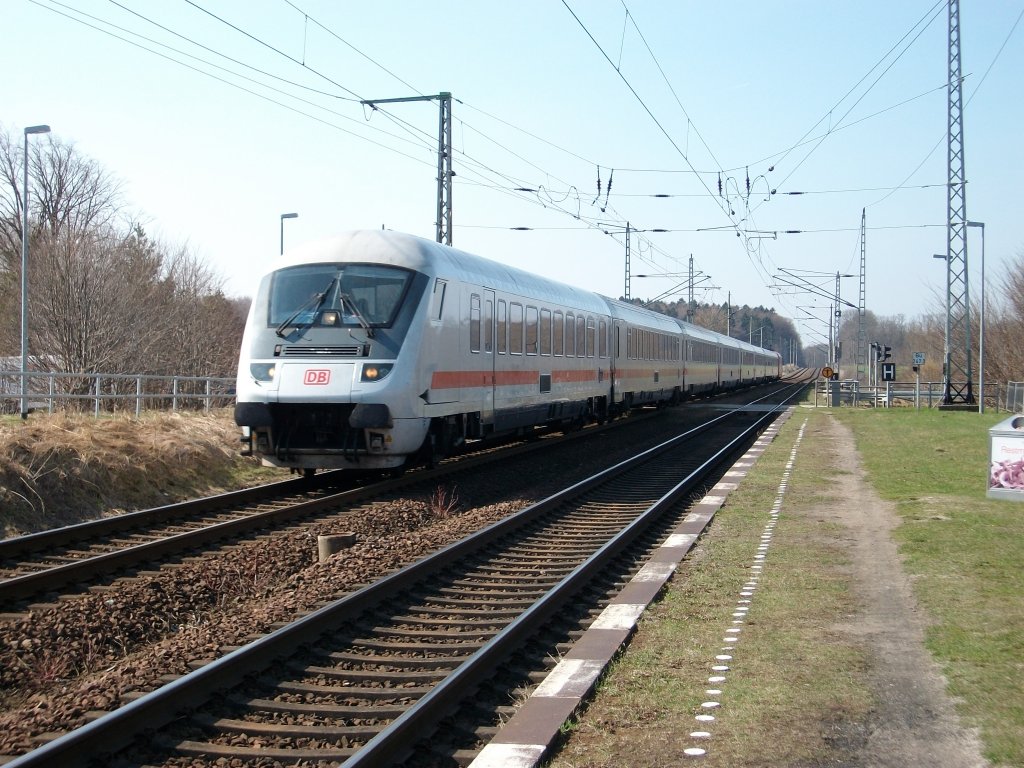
left=0, top=125, right=247, bottom=391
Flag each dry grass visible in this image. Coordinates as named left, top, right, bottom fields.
left=0, top=409, right=285, bottom=537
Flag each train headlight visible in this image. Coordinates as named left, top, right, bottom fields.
left=320, top=310, right=340, bottom=326
left=361, top=363, right=393, bottom=382
left=250, top=363, right=276, bottom=381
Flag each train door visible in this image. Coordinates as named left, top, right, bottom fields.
left=483, top=289, right=496, bottom=425
left=610, top=321, right=620, bottom=409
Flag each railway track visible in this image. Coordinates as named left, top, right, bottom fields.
left=0, top=424, right=595, bottom=611
left=0, top=378, right=800, bottom=612
left=4, top=380, right=808, bottom=767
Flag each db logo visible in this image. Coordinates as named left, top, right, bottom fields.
left=303, top=369, right=331, bottom=385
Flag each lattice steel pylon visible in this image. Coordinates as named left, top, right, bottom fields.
left=856, top=208, right=867, bottom=384
left=943, top=0, right=974, bottom=404
left=436, top=92, right=453, bottom=246
left=360, top=92, right=453, bottom=246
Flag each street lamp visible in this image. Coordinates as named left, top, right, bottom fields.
left=280, top=212, right=298, bottom=255
left=967, top=221, right=985, bottom=413
left=21, top=124, right=50, bottom=421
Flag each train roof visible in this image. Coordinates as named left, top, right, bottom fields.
left=275, top=231, right=778, bottom=356
left=277, top=230, right=609, bottom=313
left=601, top=296, right=689, bottom=333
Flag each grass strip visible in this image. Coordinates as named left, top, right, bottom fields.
left=550, top=410, right=874, bottom=767
left=834, top=408, right=1024, bottom=766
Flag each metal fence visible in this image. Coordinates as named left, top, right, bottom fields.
left=814, top=379, right=1019, bottom=412
left=0, top=370, right=235, bottom=416
left=1006, top=382, right=1024, bottom=414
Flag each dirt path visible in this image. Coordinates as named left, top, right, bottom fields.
left=821, top=414, right=987, bottom=768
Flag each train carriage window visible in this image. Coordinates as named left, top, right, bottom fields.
left=526, top=306, right=539, bottom=355
left=599, top=320, right=608, bottom=358
left=627, top=326, right=634, bottom=359
left=565, top=312, right=575, bottom=356
left=484, top=298, right=493, bottom=353
left=510, top=302, right=524, bottom=355
left=469, top=293, right=481, bottom=353
left=577, top=315, right=587, bottom=357
left=540, top=309, right=552, bottom=356
left=553, top=311, right=564, bottom=356
left=497, top=300, right=507, bottom=354
left=586, top=317, right=595, bottom=357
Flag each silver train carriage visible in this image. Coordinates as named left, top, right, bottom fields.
left=234, top=230, right=781, bottom=473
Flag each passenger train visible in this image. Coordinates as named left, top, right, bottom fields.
left=234, top=230, right=781, bottom=474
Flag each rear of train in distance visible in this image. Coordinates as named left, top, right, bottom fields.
left=233, top=230, right=781, bottom=475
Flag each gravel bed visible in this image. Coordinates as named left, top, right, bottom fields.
left=0, top=407, right=701, bottom=760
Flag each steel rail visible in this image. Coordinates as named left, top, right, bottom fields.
left=342, top=390, right=804, bottom=767
left=2, top=384, right=806, bottom=768
left=0, top=406, right=664, bottom=605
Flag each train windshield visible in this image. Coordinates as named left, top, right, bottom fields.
left=268, top=263, right=413, bottom=329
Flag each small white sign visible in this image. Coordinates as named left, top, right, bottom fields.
left=913, top=352, right=925, bottom=365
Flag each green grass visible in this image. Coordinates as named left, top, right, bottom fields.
left=835, top=408, right=1024, bottom=766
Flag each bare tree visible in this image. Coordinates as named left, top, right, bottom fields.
left=0, top=125, right=123, bottom=265
left=0, top=125, right=126, bottom=357
left=31, top=225, right=170, bottom=376
left=0, top=125, right=247, bottom=390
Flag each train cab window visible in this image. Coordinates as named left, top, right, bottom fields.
left=497, top=300, right=507, bottom=354
left=267, top=263, right=413, bottom=330
left=599, top=320, right=608, bottom=358
left=484, top=297, right=494, bottom=353
left=526, top=306, right=539, bottom=355
left=565, top=312, right=575, bottom=356
left=540, top=309, right=552, bottom=356
left=469, top=293, right=481, bottom=353
left=509, top=302, right=524, bottom=355
left=553, top=311, right=564, bottom=356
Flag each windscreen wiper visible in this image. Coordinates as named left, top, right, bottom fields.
left=275, top=278, right=337, bottom=338
left=340, top=292, right=375, bottom=338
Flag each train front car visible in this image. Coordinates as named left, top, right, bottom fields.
left=234, top=232, right=432, bottom=474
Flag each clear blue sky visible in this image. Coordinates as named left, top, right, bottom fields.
left=5, top=0, right=1022, bottom=341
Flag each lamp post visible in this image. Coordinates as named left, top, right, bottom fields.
left=280, top=212, right=298, bottom=255
left=967, top=221, right=985, bottom=413
left=21, top=124, right=50, bottom=421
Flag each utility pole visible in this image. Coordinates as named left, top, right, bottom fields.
left=856, top=209, right=867, bottom=384
left=687, top=254, right=695, bottom=322
left=361, top=92, right=453, bottom=246
left=828, top=303, right=834, bottom=368
left=624, top=222, right=631, bottom=300
left=942, top=0, right=974, bottom=405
